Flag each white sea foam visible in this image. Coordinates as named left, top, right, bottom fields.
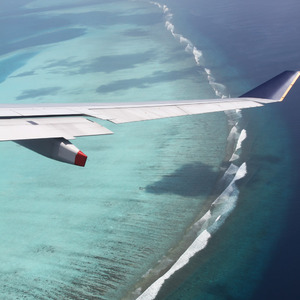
left=152, top=2, right=213, bottom=83
left=193, top=209, right=212, bottom=229
left=136, top=162, right=247, bottom=299
left=179, top=36, right=191, bottom=45
left=162, top=5, right=169, bottom=13
left=225, top=109, right=242, bottom=122
left=210, top=163, right=247, bottom=226
left=225, top=108, right=247, bottom=162
left=215, top=163, right=239, bottom=192
left=209, top=81, right=228, bottom=98
left=229, top=153, right=239, bottom=162
left=222, top=163, right=240, bottom=178
left=227, top=125, right=238, bottom=141
left=150, top=1, right=162, bottom=9
left=151, top=1, right=231, bottom=100
left=136, top=230, right=211, bottom=300
left=236, top=129, right=247, bottom=151
left=184, top=43, right=193, bottom=53
left=235, top=162, right=247, bottom=180
left=192, top=47, right=204, bottom=65
left=134, top=3, right=249, bottom=299
left=228, top=124, right=247, bottom=161
left=165, top=21, right=174, bottom=32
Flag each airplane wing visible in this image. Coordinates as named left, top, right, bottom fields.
left=1, top=70, right=299, bottom=166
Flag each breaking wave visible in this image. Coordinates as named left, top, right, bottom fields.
left=135, top=163, right=246, bottom=300
left=151, top=1, right=228, bottom=98
left=128, top=3, right=249, bottom=300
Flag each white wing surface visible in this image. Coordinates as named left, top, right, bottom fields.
left=0, top=117, right=112, bottom=141
left=0, top=71, right=299, bottom=166
left=0, top=97, right=266, bottom=123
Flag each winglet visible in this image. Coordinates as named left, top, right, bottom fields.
left=240, top=71, right=300, bottom=101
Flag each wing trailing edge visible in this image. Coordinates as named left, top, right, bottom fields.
left=1, top=70, right=298, bottom=166
left=0, top=117, right=113, bottom=141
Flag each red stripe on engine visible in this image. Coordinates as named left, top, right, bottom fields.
left=75, top=151, right=87, bottom=167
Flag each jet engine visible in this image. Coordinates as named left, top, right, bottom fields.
left=15, top=138, right=87, bottom=167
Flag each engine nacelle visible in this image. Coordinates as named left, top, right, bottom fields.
left=15, top=138, right=87, bottom=167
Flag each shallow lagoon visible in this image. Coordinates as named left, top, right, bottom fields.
left=0, top=1, right=230, bottom=299
left=0, top=0, right=299, bottom=299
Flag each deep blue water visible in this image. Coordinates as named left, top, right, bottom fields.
left=252, top=84, right=300, bottom=300
left=157, top=0, right=300, bottom=299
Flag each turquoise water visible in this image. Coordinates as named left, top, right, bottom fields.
left=0, top=0, right=299, bottom=299
left=0, top=1, right=229, bottom=299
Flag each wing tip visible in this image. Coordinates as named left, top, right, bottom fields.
left=279, top=70, right=300, bottom=101
left=240, top=70, right=300, bottom=101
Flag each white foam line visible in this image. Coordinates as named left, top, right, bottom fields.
left=135, top=3, right=248, bottom=300
left=234, top=162, right=247, bottom=180
left=236, top=129, right=247, bottom=151
left=204, top=68, right=211, bottom=75
left=211, top=163, right=247, bottom=220
left=194, top=209, right=212, bottom=227
left=227, top=125, right=239, bottom=142
left=179, top=36, right=191, bottom=45
left=150, top=1, right=162, bottom=9
left=228, top=128, right=247, bottom=161
left=151, top=1, right=229, bottom=99
left=229, top=153, right=239, bottom=162
left=223, top=163, right=239, bottom=177
left=136, top=161, right=247, bottom=299
left=136, top=230, right=211, bottom=300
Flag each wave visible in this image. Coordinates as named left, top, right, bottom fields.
left=236, top=129, right=247, bottom=151
left=135, top=163, right=247, bottom=300
left=136, top=230, right=211, bottom=300
left=130, top=3, right=249, bottom=299
left=151, top=1, right=228, bottom=99
left=227, top=122, right=247, bottom=162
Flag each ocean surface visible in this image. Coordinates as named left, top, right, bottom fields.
left=0, top=0, right=299, bottom=299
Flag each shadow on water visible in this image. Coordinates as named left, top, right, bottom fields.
left=0, top=53, right=36, bottom=84
left=16, top=87, right=62, bottom=100
left=123, top=28, right=149, bottom=37
left=145, top=162, right=219, bottom=197
left=0, top=8, right=162, bottom=56
left=42, top=51, right=155, bottom=75
left=0, top=28, right=87, bottom=57
left=97, top=67, right=197, bottom=93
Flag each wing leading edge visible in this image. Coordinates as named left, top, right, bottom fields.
left=1, top=70, right=299, bottom=166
